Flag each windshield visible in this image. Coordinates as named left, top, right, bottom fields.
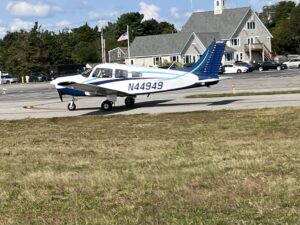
left=81, top=68, right=92, bottom=78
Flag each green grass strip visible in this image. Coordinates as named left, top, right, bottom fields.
left=186, top=89, right=300, bottom=98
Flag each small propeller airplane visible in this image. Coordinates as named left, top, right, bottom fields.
left=51, top=41, right=226, bottom=111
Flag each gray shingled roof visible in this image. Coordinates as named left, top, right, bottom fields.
left=130, top=32, right=220, bottom=57
left=130, top=33, right=190, bottom=57
left=182, top=7, right=251, bottom=39
left=194, top=32, right=220, bottom=47
left=129, top=7, right=251, bottom=57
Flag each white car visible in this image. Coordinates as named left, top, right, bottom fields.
left=0, top=75, right=19, bottom=84
left=222, top=64, right=248, bottom=74
left=283, top=58, right=300, bottom=69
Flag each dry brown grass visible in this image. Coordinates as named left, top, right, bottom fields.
left=0, top=107, right=299, bottom=224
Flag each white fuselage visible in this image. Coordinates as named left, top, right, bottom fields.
left=52, top=63, right=200, bottom=96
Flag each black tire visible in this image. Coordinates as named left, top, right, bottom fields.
left=101, top=100, right=113, bottom=111
left=67, top=102, right=76, bottom=111
left=125, top=97, right=135, bottom=107
left=298, top=64, right=300, bottom=69
left=237, top=69, right=242, bottom=74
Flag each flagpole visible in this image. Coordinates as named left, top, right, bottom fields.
left=101, top=28, right=105, bottom=63
left=127, top=25, right=131, bottom=62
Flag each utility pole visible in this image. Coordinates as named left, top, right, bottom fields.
left=100, top=28, right=106, bottom=63
left=127, top=25, right=131, bottom=61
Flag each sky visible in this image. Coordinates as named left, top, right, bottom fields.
left=0, top=0, right=299, bottom=38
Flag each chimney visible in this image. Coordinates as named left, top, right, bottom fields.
left=214, top=0, right=226, bottom=15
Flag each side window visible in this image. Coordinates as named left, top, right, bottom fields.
left=115, top=69, right=128, bottom=79
left=132, top=71, right=142, bottom=78
left=93, top=68, right=113, bottom=78
left=92, top=68, right=101, bottom=77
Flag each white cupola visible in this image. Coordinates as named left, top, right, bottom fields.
left=214, top=0, right=226, bottom=15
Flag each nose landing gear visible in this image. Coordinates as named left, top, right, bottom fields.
left=67, top=97, right=77, bottom=111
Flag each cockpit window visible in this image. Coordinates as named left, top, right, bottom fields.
left=81, top=69, right=92, bottom=78
left=92, top=68, right=113, bottom=78
left=115, top=69, right=128, bottom=79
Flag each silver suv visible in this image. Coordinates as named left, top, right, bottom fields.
left=283, top=58, right=300, bottom=69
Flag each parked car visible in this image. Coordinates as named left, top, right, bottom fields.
left=282, top=58, right=300, bottom=69
left=0, top=75, right=19, bottom=84
left=257, top=61, right=286, bottom=71
left=29, top=72, right=49, bottom=82
left=50, top=64, right=85, bottom=80
left=219, top=65, right=225, bottom=74
left=234, top=61, right=255, bottom=72
left=222, top=64, right=248, bottom=74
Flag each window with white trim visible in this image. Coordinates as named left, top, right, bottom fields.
left=170, top=55, right=179, bottom=62
left=153, top=57, right=161, bottom=66
left=247, top=37, right=255, bottom=44
left=231, top=38, right=240, bottom=47
left=247, top=21, right=256, bottom=30
left=235, top=52, right=244, bottom=61
left=225, top=52, right=234, bottom=62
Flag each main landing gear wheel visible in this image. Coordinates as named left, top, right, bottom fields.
left=125, top=97, right=135, bottom=107
left=101, top=100, right=113, bottom=111
left=67, top=102, right=76, bottom=111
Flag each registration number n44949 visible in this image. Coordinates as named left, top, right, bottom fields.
left=128, top=82, right=163, bottom=91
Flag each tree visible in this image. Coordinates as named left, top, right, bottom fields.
left=158, top=22, right=177, bottom=34
left=259, top=1, right=299, bottom=55
left=72, top=41, right=100, bottom=64
left=141, top=19, right=160, bottom=35
left=0, top=12, right=177, bottom=76
left=289, top=4, right=300, bottom=53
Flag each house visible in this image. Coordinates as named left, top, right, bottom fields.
left=108, top=47, right=128, bottom=64
left=126, top=32, right=222, bottom=67
left=126, top=0, right=273, bottom=66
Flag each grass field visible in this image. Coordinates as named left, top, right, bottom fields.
left=186, top=89, right=300, bottom=98
left=0, top=108, right=299, bottom=224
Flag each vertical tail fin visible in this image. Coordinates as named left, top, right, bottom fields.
left=189, top=41, right=226, bottom=79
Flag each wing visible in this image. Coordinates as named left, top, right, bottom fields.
left=57, top=81, right=128, bottom=96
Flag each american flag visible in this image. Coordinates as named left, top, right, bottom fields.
left=117, top=31, right=128, bottom=41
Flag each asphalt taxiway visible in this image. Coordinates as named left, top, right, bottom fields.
left=0, top=69, right=300, bottom=120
